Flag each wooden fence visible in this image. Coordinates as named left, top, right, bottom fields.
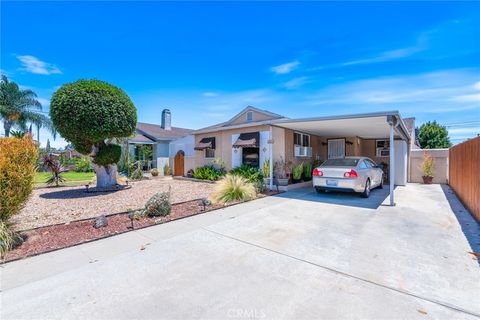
left=449, top=137, right=480, bottom=221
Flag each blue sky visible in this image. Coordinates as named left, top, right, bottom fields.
left=1, top=1, right=479, bottom=148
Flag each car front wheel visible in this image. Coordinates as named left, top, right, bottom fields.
left=361, top=179, right=371, bottom=198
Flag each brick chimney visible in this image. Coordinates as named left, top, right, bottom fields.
left=161, top=109, right=171, bottom=130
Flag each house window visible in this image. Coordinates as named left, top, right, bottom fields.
left=294, top=132, right=310, bottom=147
left=205, top=148, right=215, bottom=159
left=246, top=111, right=253, bottom=122
left=327, top=139, right=345, bottom=159
left=294, top=132, right=312, bottom=157
left=376, top=140, right=390, bottom=157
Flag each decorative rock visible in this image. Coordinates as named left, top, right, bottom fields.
left=93, top=215, right=108, bottom=228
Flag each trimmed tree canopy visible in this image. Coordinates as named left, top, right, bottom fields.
left=50, top=79, right=137, bottom=161
left=418, top=121, right=451, bottom=149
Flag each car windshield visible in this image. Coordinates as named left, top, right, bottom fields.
left=321, top=158, right=360, bottom=167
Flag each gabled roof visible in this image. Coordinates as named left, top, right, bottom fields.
left=226, top=106, right=285, bottom=124
left=194, top=106, right=287, bottom=134
left=132, top=122, right=193, bottom=142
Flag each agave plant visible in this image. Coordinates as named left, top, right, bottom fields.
left=9, top=130, right=26, bottom=138
left=43, top=154, right=67, bottom=186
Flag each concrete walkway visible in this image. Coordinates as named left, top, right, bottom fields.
left=1, top=184, right=479, bottom=319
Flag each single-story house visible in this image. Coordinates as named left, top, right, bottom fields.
left=127, top=109, right=193, bottom=174
left=189, top=106, right=416, bottom=205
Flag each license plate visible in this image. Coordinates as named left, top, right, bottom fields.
left=326, top=179, right=338, bottom=186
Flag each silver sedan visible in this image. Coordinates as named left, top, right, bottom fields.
left=312, top=157, right=384, bottom=198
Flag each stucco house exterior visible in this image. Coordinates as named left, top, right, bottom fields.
left=127, top=109, right=193, bottom=175
left=189, top=106, right=416, bottom=205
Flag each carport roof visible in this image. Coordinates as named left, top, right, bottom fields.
left=272, top=111, right=410, bottom=141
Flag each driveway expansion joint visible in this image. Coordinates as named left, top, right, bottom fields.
left=202, top=227, right=480, bottom=318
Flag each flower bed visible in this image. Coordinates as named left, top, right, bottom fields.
left=4, top=190, right=282, bottom=263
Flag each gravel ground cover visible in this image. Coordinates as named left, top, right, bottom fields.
left=4, top=199, right=224, bottom=262
left=12, top=178, right=215, bottom=231
left=4, top=190, right=282, bottom=262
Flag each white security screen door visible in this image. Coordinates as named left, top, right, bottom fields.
left=328, top=139, right=345, bottom=159
left=231, top=134, right=242, bottom=168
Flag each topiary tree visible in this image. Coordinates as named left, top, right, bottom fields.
left=50, top=79, right=137, bottom=187
left=417, top=121, right=451, bottom=149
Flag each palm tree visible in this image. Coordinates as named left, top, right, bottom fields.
left=0, top=75, right=56, bottom=138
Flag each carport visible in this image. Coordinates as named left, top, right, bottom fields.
left=269, top=111, right=411, bottom=206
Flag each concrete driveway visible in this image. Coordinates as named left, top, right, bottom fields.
left=2, top=184, right=479, bottom=319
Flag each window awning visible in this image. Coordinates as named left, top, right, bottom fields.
left=233, top=132, right=259, bottom=148
left=194, top=137, right=216, bottom=150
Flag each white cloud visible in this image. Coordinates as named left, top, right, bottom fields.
left=305, top=68, right=480, bottom=114
left=283, top=77, right=308, bottom=89
left=341, top=45, right=424, bottom=66
left=448, top=127, right=480, bottom=135
left=203, top=92, right=219, bottom=97
left=473, top=81, right=480, bottom=90
left=451, top=93, right=480, bottom=102
left=17, top=55, right=62, bottom=75
left=271, top=60, right=300, bottom=74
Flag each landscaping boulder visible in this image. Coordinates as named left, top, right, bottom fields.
left=93, top=215, right=108, bottom=228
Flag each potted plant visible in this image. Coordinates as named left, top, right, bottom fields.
left=292, top=162, right=304, bottom=183
left=421, top=153, right=434, bottom=184
left=303, top=162, right=313, bottom=181
left=274, top=156, right=290, bottom=186
left=150, top=168, right=159, bottom=177
left=262, top=159, right=271, bottom=185
left=163, top=163, right=171, bottom=176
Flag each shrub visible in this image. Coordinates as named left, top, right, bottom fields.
left=9, top=130, right=26, bottom=138
left=229, top=164, right=262, bottom=183
left=43, top=154, right=67, bottom=186
left=0, top=221, right=23, bottom=258
left=164, top=163, right=171, bottom=176
left=74, top=156, right=93, bottom=172
left=130, top=161, right=144, bottom=180
left=421, top=153, right=434, bottom=177
left=303, top=162, right=313, bottom=180
left=93, top=144, right=122, bottom=166
left=0, top=136, right=38, bottom=221
left=292, top=162, right=304, bottom=181
left=261, top=159, right=270, bottom=178
left=193, top=165, right=224, bottom=181
left=151, top=168, right=159, bottom=176
left=210, top=175, right=256, bottom=204
left=144, top=192, right=171, bottom=217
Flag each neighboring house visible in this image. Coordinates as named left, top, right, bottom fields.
left=191, top=106, right=415, bottom=203
left=127, top=109, right=193, bottom=174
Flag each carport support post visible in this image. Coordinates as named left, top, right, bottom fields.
left=269, top=126, right=274, bottom=191
left=389, top=119, right=395, bottom=206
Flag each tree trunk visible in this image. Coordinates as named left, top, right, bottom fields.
left=4, top=120, right=11, bottom=137
left=92, top=163, right=117, bottom=188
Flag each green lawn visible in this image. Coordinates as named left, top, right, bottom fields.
left=35, top=172, right=95, bottom=187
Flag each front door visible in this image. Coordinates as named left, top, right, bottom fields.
left=174, top=151, right=184, bottom=176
